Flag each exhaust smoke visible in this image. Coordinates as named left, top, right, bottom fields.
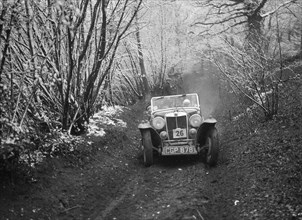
left=181, top=62, right=220, bottom=118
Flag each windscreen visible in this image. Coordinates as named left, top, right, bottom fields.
left=151, top=94, right=199, bottom=111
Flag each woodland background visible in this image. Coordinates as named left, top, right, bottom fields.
left=0, top=0, right=302, bottom=171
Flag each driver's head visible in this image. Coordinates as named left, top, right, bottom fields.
left=183, top=99, right=190, bottom=107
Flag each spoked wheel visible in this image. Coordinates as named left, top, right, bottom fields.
left=142, top=130, right=153, bottom=167
left=205, top=127, right=219, bottom=166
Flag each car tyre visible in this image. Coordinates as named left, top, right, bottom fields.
left=206, top=127, right=219, bottom=166
left=142, top=130, right=153, bottom=167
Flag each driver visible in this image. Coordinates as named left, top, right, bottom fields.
left=183, top=99, right=191, bottom=107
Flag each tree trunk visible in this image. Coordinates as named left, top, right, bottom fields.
left=135, top=14, right=150, bottom=101
left=246, top=14, right=263, bottom=51
left=62, top=27, right=75, bottom=130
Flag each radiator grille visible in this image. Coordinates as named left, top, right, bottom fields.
left=166, top=115, right=187, bottom=140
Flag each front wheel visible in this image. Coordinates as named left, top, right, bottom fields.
left=142, top=130, right=153, bottom=167
left=205, top=127, right=219, bottom=166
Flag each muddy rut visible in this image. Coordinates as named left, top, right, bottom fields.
left=90, top=156, right=210, bottom=220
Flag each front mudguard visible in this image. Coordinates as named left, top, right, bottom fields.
left=138, top=123, right=161, bottom=148
left=196, top=118, right=217, bottom=147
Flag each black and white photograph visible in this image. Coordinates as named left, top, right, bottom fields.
left=0, top=0, right=301, bottom=219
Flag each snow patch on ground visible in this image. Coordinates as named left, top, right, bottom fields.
left=87, top=105, right=127, bottom=136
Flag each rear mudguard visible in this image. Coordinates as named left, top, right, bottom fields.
left=196, top=118, right=217, bottom=147
left=138, top=123, right=161, bottom=148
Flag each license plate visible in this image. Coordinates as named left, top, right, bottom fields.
left=162, top=146, right=197, bottom=155
left=173, top=128, right=187, bottom=138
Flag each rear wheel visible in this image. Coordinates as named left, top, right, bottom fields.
left=205, top=127, right=219, bottom=166
left=142, top=130, right=153, bottom=167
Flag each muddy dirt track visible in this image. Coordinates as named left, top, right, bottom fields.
left=85, top=135, right=241, bottom=220
left=91, top=156, right=210, bottom=220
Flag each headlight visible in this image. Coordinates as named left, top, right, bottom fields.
left=152, top=117, right=166, bottom=130
left=189, top=114, right=202, bottom=127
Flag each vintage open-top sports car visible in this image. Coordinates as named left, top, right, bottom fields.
left=138, top=93, right=219, bottom=167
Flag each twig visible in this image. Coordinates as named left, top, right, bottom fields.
left=12, top=72, right=25, bottom=123
left=19, top=88, right=35, bottom=129
left=196, top=209, right=205, bottom=220
left=61, top=205, right=81, bottom=213
left=67, top=105, right=81, bottom=135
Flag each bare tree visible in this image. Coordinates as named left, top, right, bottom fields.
left=193, top=0, right=298, bottom=48
left=0, top=0, right=143, bottom=136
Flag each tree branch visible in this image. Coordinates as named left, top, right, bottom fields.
left=261, top=0, right=297, bottom=18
